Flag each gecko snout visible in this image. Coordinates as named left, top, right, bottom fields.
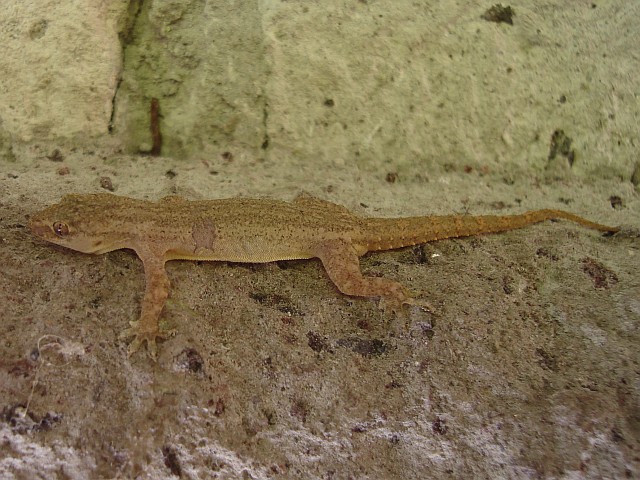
left=29, top=218, right=52, bottom=238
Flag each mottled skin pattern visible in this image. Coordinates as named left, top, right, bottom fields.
left=29, top=193, right=618, bottom=360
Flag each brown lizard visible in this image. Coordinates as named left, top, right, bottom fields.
left=29, top=193, right=618, bottom=360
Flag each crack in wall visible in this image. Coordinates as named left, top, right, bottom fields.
left=108, top=0, right=143, bottom=134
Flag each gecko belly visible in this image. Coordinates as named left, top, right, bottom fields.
left=165, top=240, right=315, bottom=263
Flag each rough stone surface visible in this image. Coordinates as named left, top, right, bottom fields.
left=1, top=1, right=639, bottom=479
left=0, top=1, right=124, bottom=143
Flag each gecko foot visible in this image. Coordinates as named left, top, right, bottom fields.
left=119, top=321, right=177, bottom=361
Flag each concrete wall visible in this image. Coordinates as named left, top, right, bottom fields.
left=2, top=1, right=638, bottom=178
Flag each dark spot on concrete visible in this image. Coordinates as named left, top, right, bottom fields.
left=161, top=445, right=182, bottom=477
left=89, top=296, right=102, bottom=309
left=385, top=172, right=399, bottom=183
left=548, top=129, right=575, bottom=166
left=609, top=195, right=623, bottom=209
left=265, top=409, right=277, bottom=426
left=250, top=292, right=302, bottom=315
left=307, top=331, right=331, bottom=353
left=46, top=149, right=64, bottom=162
left=402, top=245, right=429, bottom=264
left=536, top=248, right=559, bottom=261
left=536, top=348, right=559, bottom=372
left=28, top=19, right=48, bottom=40
left=2, top=404, right=63, bottom=434
left=432, top=417, right=448, bottom=435
left=290, top=398, right=309, bottom=423
left=502, top=274, right=515, bottom=294
left=481, top=4, right=514, bottom=25
left=7, top=359, right=36, bottom=378
left=611, top=427, right=624, bottom=443
left=174, top=348, right=204, bottom=374
left=418, top=321, right=435, bottom=340
left=417, top=360, right=429, bottom=373
left=356, top=318, right=372, bottom=330
left=581, top=257, right=619, bottom=289
left=335, top=337, right=389, bottom=357
left=99, top=176, right=114, bottom=191
left=36, top=412, right=63, bottom=432
left=214, top=398, right=225, bottom=416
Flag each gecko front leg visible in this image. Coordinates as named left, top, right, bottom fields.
left=120, top=250, right=174, bottom=360
left=313, top=239, right=428, bottom=312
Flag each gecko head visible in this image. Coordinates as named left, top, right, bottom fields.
left=29, top=194, right=125, bottom=254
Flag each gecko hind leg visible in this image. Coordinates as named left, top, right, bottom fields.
left=313, top=239, right=432, bottom=314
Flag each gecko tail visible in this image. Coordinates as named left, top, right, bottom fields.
left=361, top=209, right=619, bottom=252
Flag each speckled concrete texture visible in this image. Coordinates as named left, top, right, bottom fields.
left=1, top=1, right=639, bottom=478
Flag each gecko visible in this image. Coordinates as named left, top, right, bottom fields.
left=29, top=193, right=618, bottom=360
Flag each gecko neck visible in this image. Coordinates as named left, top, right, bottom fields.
left=361, top=209, right=618, bottom=252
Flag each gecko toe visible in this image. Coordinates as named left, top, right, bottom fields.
left=126, top=336, right=143, bottom=357
left=119, top=321, right=139, bottom=340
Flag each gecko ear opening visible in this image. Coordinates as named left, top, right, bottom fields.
left=53, top=222, right=70, bottom=237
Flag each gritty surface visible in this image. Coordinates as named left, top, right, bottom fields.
left=1, top=0, right=640, bottom=478
left=2, top=154, right=639, bottom=479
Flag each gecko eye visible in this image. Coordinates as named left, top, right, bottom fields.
left=53, top=222, right=69, bottom=237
